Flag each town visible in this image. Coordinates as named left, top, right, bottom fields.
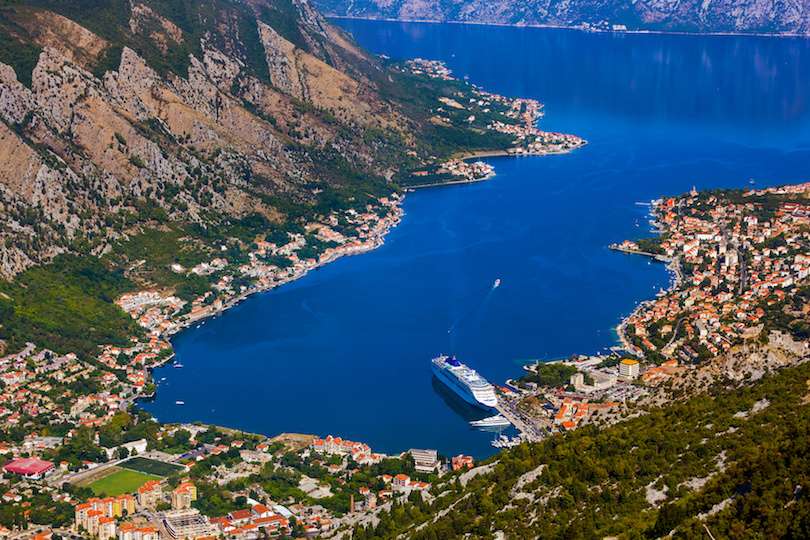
left=403, top=59, right=586, bottom=187
left=2, top=176, right=809, bottom=539
left=1, top=421, right=475, bottom=539
left=488, top=182, right=810, bottom=445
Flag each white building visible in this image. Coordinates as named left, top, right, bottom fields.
left=619, top=359, right=640, bottom=379
left=409, top=449, right=440, bottom=473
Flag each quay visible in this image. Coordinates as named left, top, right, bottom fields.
left=492, top=396, right=547, bottom=443
left=608, top=243, right=671, bottom=262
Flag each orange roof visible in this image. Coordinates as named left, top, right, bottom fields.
left=138, top=480, right=161, bottom=493
left=252, top=503, right=271, bottom=514
left=229, top=509, right=252, bottom=520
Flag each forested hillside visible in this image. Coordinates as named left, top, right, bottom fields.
left=351, top=360, right=810, bottom=538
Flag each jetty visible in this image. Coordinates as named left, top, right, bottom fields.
left=492, top=396, right=546, bottom=443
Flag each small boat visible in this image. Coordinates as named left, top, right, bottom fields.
left=493, top=278, right=501, bottom=289
left=173, top=363, right=184, bottom=368
left=470, top=414, right=511, bottom=428
left=491, top=434, right=523, bottom=448
left=175, top=400, right=185, bottom=405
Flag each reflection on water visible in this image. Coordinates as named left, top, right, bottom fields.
left=144, top=22, right=810, bottom=459
left=431, top=378, right=510, bottom=436
left=337, top=20, right=810, bottom=143
left=430, top=376, right=488, bottom=422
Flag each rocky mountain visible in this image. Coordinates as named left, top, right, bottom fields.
left=315, top=0, right=810, bottom=35
left=0, top=0, right=492, bottom=279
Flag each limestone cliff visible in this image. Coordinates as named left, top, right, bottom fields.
left=316, top=0, right=810, bottom=35
left=0, top=0, right=418, bottom=278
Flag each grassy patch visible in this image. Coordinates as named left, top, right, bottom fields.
left=121, top=456, right=184, bottom=476
left=88, top=468, right=161, bottom=496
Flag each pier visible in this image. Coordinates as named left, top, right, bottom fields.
left=493, top=396, right=547, bottom=443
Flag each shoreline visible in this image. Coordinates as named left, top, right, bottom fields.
left=130, top=61, right=589, bottom=447
left=608, top=209, right=683, bottom=358
left=328, top=15, right=810, bottom=39
left=161, top=205, right=405, bottom=341
left=407, top=143, right=588, bottom=189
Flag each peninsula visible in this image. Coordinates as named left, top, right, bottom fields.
left=0, top=1, right=807, bottom=539
left=0, top=0, right=587, bottom=536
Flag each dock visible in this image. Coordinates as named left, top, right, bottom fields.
left=492, top=396, right=547, bottom=443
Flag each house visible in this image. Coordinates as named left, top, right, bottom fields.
left=451, top=455, right=474, bottom=471
left=171, top=482, right=197, bottom=510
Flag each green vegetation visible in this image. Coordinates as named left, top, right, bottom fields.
left=88, top=468, right=161, bottom=496
left=634, top=236, right=666, bottom=256
left=353, top=362, right=810, bottom=539
left=0, top=255, right=139, bottom=357
left=105, top=225, right=210, bottom=291
left=0, top=491, right=73, bottom=529
left=98, top=411, right=161, bottom=449
left=517, top=362, right=578, bottom=389
left=0, top=14, right=41, bottom=88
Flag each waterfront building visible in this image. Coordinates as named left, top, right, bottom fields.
left=408, top=448, right=440, bottom=473
left=619, top=359, right=640, bottom=379
left=451, top=455, right=474, bottom=471
left=390, top=473, right=431, bottom=493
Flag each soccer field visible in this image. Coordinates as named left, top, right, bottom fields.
left=121, top=456, right=184, bottom=476
left=89, top=468, right=161, bottom=496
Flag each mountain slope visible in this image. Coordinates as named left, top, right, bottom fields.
left=315, top=0, right=810, bottom=35
left=350, top=350, right=810, bottom=539
left=0, top=0, right=509, bottom=279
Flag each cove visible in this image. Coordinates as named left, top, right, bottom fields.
left=141, top=21, right=810, bottom=458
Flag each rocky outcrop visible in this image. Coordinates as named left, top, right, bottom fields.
left=316, top=0, right=810, bottom=35
left=0, top=0, right=417, bottom=278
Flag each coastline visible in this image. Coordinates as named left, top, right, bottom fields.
left=129, top=60, right=588, bottom=447
left=329, top=14, right=810, bottom=39
left=161, top=205, right=405, bottom=341
left=608, top=204, right=682, bottom=358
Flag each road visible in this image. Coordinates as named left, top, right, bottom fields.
left=493, top=396, right=547, bottom=442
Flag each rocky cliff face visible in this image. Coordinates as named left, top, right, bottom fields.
left=316, top=0, right=810, bottom=34
left=0, top=0, right=416, bottom=278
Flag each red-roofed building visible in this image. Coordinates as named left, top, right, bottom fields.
left=451, top=455, right=474, bottom=471
left=2, top=457, right=54, bottom=479
left=228, top=509, right=253, bottom=525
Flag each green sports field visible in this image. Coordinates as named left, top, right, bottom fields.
left=88, top=468, right=161, bottom=496
left=121, top=456, right=184, bottom=476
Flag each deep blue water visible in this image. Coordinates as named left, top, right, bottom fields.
left=142, top=22, right=810, bottom=458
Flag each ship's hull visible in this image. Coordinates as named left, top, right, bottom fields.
left=432, top=363, right=496, bottom=410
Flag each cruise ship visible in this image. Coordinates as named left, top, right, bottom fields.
left=431, top=355, right=498, bottom=410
